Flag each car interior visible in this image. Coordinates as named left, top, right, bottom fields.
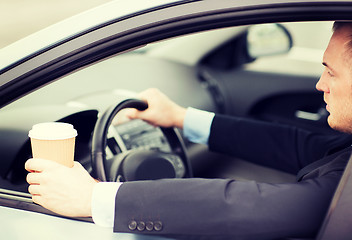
left=1, top=21, right=351, bottom=224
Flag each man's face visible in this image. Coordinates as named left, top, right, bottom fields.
left=316, top=26, right=352, bottom=133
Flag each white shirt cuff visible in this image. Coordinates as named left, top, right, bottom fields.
left=91, top=182, right=122, bottom=227
left=183, top=107, right=215, bottom=144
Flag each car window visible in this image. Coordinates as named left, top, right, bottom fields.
left=0, top=20, right=340, bottom=216
left=245, top=21, right=333, bottom=77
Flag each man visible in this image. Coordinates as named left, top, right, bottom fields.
left=25, top=22, right=352, bottom=239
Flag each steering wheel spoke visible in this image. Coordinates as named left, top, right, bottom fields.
left=91, top=98, right=192, bottom=182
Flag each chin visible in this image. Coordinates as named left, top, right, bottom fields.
left=328, top=117, right=352, bottom=134
left=327, top=116, right=339, bottom=131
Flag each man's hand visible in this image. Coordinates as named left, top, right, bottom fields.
left=25, top=158, right=97, bottom=217
left=126, top=88, right=186, bottom=129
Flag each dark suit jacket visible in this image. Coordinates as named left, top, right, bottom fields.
left=113, top=115, right=352, bottom=240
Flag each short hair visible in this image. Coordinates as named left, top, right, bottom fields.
left=333, top=21, right=352, bottom=32
left=332, top=21, right=352, bottom=59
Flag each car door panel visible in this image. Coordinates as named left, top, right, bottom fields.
left=205, top=68, right=333, bottom=133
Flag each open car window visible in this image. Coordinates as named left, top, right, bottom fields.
left=1, top=1, right=352, bottom=239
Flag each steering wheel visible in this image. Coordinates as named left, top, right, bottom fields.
left=91, top=98, right=192, bottom=182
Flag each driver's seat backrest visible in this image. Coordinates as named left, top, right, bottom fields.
left=316, top=152, right=352, bottom=239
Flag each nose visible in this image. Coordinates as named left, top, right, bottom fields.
left=316, top=75, right=329, bottom=93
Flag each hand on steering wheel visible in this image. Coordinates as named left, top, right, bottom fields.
left=91, top=98, right=192, bottom=182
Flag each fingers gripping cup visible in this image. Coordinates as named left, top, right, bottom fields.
left=28, top=122, right=78, bottom=167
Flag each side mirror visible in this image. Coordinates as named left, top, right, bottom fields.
left=247, top=23, right=292, bottom=58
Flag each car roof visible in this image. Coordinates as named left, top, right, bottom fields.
left=0, top=0, right=181, bottom=70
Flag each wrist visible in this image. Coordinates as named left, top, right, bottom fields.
left=173, top=106, right=187, bottom=129
left=87, top=181, right=98, bottom=217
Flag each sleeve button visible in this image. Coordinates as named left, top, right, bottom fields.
left=137, top=221, right=146, bottom=231
left=128, top=220, right=137, bottom=231
left=146, top=221, right=154, bottom=231
left=154, top=221, right=163, bottom=231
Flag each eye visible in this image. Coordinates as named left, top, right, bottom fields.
left=327, top=70, right=336, bottom=77
left=324, top=67, right=334, bottom=77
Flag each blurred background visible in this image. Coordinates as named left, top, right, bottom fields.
left=0, top=0, right=112, bottom=49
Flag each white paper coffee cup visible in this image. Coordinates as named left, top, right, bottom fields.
left=28, top=122, right=78, bottom=167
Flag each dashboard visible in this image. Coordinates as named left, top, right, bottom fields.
left=0, top=100, right=190, bottom=193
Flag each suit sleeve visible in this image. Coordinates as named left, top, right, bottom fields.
left=209, top=114, right=352, bottom=174
left=112, top=116, right=351, bottom=239
left=113, top=172, right=342, bottom=239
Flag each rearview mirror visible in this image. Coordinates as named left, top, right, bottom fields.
left=247, top=23, right=292, bottom=58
